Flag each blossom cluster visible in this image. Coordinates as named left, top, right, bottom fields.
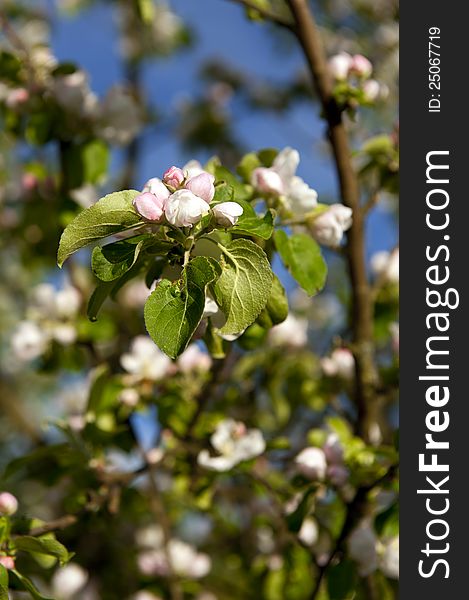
left=295, top=433, right=349, bottom=487
left=133, top=162, right=243, bottom=228
left=328, top=52, right=388, bottom=104
left=251, top=147, right=352, bottom=247
left=11, top=283, right=82, bottom=363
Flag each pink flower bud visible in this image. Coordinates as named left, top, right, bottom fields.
left=329, top=52, right=353, bottom=80
left=0, top=492, right=18, bottom=516
left=251, top=167, right=284, bottom=196
left=362, top=79, right=381, bottom=102
left=185, top=172, right=215, bottom=203
left=0, top=556, right=15, bottom=570
left=142, top=177, right=171, bottom=199
left=213, top=202, right=243, bottom=227
left=163, top=166, right=185, bottom=189
left=351, top=54, right=373, bottom=78
left=133, top=192, right=166, bottom=222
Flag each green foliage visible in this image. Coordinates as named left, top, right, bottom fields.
left=327, top=560, right=357, bottom=600
left=231, top=200, right=275, bottom=240
left=257, top=274, right=289, bottom=328
left=213, top=239, right=273, bottom=335
left=13, top=536, right=73, bottom=566
left=145, top=256, right=220, bottom=358
left=274, top=230, right=327, bottom=296
left=57, top=190, right=143, bottom=267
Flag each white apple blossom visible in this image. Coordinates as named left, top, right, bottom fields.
left=268, top=314, right=308, bottom=348
left=350, top=54, right=373, bottom=78
left=251, top=147, right=318, bottom=216
left=120, top=336, right=171, bottom=381
left=70, top=184, right=98, bottom=208
left=183, top=160, right=205, bottom=179
left=11, top=321, right=48, bottom=361
left=203, top=297, right=220, bottom=318
left=197, top=419, right=266, bottom=471
left=363, top=79, right=381, bottom=102
left=177, top=344, right=212, bottom=373
left=96, top=87, right=142, bottom=146
left=32, top=283, right=81, bottom=320
left=52, top=563, right=89, bottom=599
left=378, top=536, right=399, bottom=579
left=298, top=518, right=319, bottom=546
left=295, top=447, right=327, bottom=480
left=137, top=525, right=211, bottom=579
left=321, top=348, right=355, bottom=380
left=347, top=520, right=379, bottom=576
left=309, top=204, right=353, bottom=247
left=52, top=70, right=98, bottom=117
left=370, top=248, right=399, bottom=284
left=118, top=388, right=140, bottom=407
left=165, top=189, right=210, bottom=227
left=213, top=201, right=243, bottom=227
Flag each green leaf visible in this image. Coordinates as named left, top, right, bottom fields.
left=87, top=364, right=111, bottom=414
left=214, top=166, right=252, bottom=202
left=213, top=239, right=273, bottom=335
left=375, top=503, right=399, bottom=538
left=286, top=486, right=316, bottom=533
left=144, top=257, right=219, bottom=359
left=14, top=536, right=73, bottom=566
left=257, top=274, right=288, bottom=328
left=57, top=190, right=143, bottom=267
left=237, top=152, right=261, bottom=182
left=91, top=236, right=155, bottom=282
left=327, top=560, right=357, bottom=600
left=63, top=140, right=109, bottom=188
left=137, top=0, right=156, bottom=22
left=258, top=147, right=278, bottom=167
left=213, top=183, right=234, bottom=204
left=274, top=230, right=327, bottom=296
left=0, top=585, right=8, bottom=600
left=231, top=200, right=275, bottom=240
left=0, top=564, right=7, bottom=588
left=11, top=570, right=53, bottom=600
left=87, top=282, right=114, bottom=322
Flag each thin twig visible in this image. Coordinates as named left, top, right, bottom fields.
left=28, top=515, right=78, bottom=537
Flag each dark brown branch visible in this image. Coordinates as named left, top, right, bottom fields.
left=285, top=0, right=378, bottom=442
